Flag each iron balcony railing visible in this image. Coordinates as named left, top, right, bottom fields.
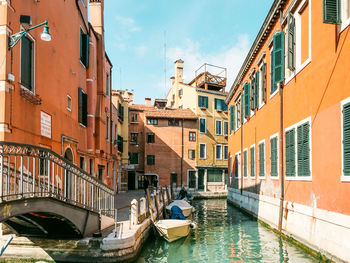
left=0, top=142, right=115, bottom=217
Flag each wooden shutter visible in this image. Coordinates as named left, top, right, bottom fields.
left=270, top=51, right=275, bottom=94
left=259, top=143, right=265, bottom=176
left=198, top=96, right=202, bottom=107
left=244, top=151, right=247, bottom=177
left=273, top=32, right=285, bottom=84
left=250, top=147, right=255, bottom=177
left=271, top=138, right=277, bottom=177
left=85, top=34, right=89, bottom=68
left=21, top=36, right=33, bottom=91
left=303, top=123, right=310, bottom=176
left=286, top=130, right=295, bottom=177
left=323, top=0, right=340, bottom=24
left=250, top=77, right=255, bottom=110
left=288, top=15, right=296, bottom=71
left=262, top=63, right=267, bottom=102
left=255, top=71, right=259, bottom=109
left=343, top=103, right=350, bottom=175
left=205, top=97, right=208, bottom=108
left=230, top=105, right=235, bottom=132
left=78, top=88, right=83, bottom=124
left=230, top=156, right=233, bottom=177
left=244, top=83, right=250, bottom=118
left=82, top=92, right=88, bottom=127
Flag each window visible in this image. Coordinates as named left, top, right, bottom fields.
left=343, top=100, right=350, bottom=178
left=244, top=83, right=250, bottom=118
left=234, top=153, right=240, bottom=178
left=147, top=133, right=155, bottom=143
left=259, top=142, right=265, bottom=177
left=199, top=144, right=206, bottom=159
left=287, top=14, right=296, bottom=71
left=189, top=132, right=196, bottom=141
left=78, top=88, right=88, bottom=126
left=106, top=115, right=109, bottom=140
left=259, top=63, right=267, bottom=106
left=270, top=48, right=278, bottom=95
left=215, top=98, right=227, bottom=111
left=21, top=35, right=34, bottom=92
left=178, top=89, right=183, bottom=97
left=223, top=145, right=228, bottom=160
left=198, top=95, right=208, bottom=108
left=285, top=120, right=311, bottom=178
left=147, top=119, right=158, bottom=125
left=89, top=159, right=94, bottom=175
left=250, top=146, right=255, bottom=177
left=243, top=150, right=248, bottom=177
left=130, top=133, right=138, bottom=145
left=129, top=153, right=139, bottom=165
left=111, top=120, right=113, bottom=142
left=114, top=124, right=117, bottom=145
left=39, top=150, right=48, bottom=176
left=270, top=136, right=278, bottom=177
left=272, top=31, right=285, bottom=89
left=106, top=163, right=109, bottom=177
left=323, top=0, right=341, bottom=24
left=118, top=103, right=124, bottom=121
left=188, top=150, right=195, bottom=160
left=216, top=145, right=222, bottom=160
left=117, top=135, right=123, bottom=152
left=67, top=95, right=72, bottom=111
left=80, top=156, right=85, bottom=170
left=216, top=120, right=222, bottom=135
left=168, top=119, right=179, bottom=126
left=98, top=165, right=104, bottom=181
left=147, top=155, right=155, bottom=165
left=224, top=121, right=228, bottom=136
left=236, top=97, right=242, bottom=129
left=207, top=169, right=222, bottom=182
left=106, top=73, right=110, bottom=96
left=131, top=113, right=138, bottom=122
left=80, top=29, right=89, bottom=68
left=199, top=118, right=206, bottom=133
left=250, top=72, right=259, bottom=113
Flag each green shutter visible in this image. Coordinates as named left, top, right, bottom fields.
left=288, top=15, right=296, bottom=71
left=82, top=92, right=88, bottom=126
left=244, top=83, right=250, bottom=118
left=85, top=34, right=89, bottom=68
left=262, top=63, right=266, bottom=102
left=78, top=88, right=83, bottom=124
left=323, top=0, right=341, bottom=24
left=286, top=130, right=296, bottom=177
left=255, top=71, right=259, bottom=109
left=273, top=31, right=285, bottom=84
left=271, top=137, right=278, bottom=177
left=250, top=147, right=255, bottom=177
left=297, top=123, right=310, bottom=176
left=344, top=103, right=350, bottom=175
left=244, top=151, right=247, bottom=177
left=259, top=143, right=265, bottom=176
left=230, top=105, right=235, bottom=132
left=271, top=51, right=276, bottom=94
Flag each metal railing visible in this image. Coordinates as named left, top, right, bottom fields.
left=0, top=142, right=115, bottom=217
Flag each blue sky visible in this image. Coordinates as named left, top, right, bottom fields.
left=104, top=0, right=273, bottom=104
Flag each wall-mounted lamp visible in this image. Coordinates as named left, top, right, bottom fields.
left=8, top=20, right=51, bottom=49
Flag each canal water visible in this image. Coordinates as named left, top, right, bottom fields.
left=135, top=199, right=319, bottom=263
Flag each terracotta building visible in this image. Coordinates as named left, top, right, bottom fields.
left=226, top=0, right=350, bottom=261
left=128, top=99, right=197, bottom=189
left=0, top=0, right=119, bottom=189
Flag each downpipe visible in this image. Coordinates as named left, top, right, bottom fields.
left=278, top=82, right=284, bottom=232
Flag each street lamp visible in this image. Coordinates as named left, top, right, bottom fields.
left=8, top=20, right=52, bottom=49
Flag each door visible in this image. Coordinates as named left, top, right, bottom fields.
left=170, top=173, right=177, bottom=188
left=128, top=171, right=136, bottom=190
left=198, top=169, right=204, bottom=190
left=64, top=148, right=74, bottom=199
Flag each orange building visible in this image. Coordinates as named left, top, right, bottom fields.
left=0, top=1, right=118, bottom=189
left=128, top=99, right=197, bottom=189
left=226, top=0, right=350, bottom=261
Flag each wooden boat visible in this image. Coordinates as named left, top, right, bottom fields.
left=154, top=219, right=193, bottom=242
left=166, top=200, right=195, bottom=218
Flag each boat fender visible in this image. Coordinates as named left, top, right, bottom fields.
left=190, top=222, right=197, bottom=229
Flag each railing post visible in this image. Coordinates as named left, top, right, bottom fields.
left=47, top=159, right=50, bottom=196
left=20, top=155, right=23, bottom=198
left=64, top=168, right=67, bottom=200
left=32, top=157, right=36, bottom=196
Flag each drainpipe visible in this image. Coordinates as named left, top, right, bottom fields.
left=240, top=92, right=244, bottom=195
left=181, top=118, right=184, bottom=186
left=278, top=9, right=285, bottom=232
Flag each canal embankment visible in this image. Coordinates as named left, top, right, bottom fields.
left=227, top=187, right=348, bottom=263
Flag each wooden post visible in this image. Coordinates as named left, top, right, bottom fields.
left=160, top=187, right=165, bottom=206
left=146, top=188, right=154, bottom=221
left=166, top=185, right=171, bottom=203
left=170, top=184, right=175, bottom=200
left=154, top=192, right=160, bottom=219
left=139, top=197, right=146, bottom=223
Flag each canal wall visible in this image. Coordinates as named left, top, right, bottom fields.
left=227, top=187, right=350, bottom=263
left=0, top=187, right=172, bottom=262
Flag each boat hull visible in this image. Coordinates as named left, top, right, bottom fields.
left=154, top=219, right=192, bottom=242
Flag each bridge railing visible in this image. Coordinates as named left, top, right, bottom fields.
left=0, top=142, right=115, bottom=218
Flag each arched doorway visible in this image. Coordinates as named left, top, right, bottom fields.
left=64, top=148, right=74, bottom=200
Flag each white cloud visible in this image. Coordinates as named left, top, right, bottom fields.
left=135, top=45, right=147, bottom=57
left=167, top=34, right=251, bottom=90
left=116, top=16, right=142, bottom=32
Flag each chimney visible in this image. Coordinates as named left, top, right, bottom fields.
left=174, top=59, right=184, bottom=83
left=89, top=0, right=104, bottom=35
left=145, top=98, right=151, bottom=106
left=170, top=76, right=175, bottom=86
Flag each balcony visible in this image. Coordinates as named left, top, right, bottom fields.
left=194, top=63, right=227, bottom=92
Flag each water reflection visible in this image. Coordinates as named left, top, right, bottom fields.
left=135, top=199, right=317, bottom=263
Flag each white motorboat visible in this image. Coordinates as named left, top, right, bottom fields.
left=154, top=219, right=194, bottom=242
left=166, top=199, right=195, bottom=218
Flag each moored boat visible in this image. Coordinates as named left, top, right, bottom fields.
left=166, top=200, right=195, bottom=218
left=154, top=219, right=194, bottom=242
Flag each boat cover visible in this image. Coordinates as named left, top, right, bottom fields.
left=170, top=205, right=186, bottom=220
